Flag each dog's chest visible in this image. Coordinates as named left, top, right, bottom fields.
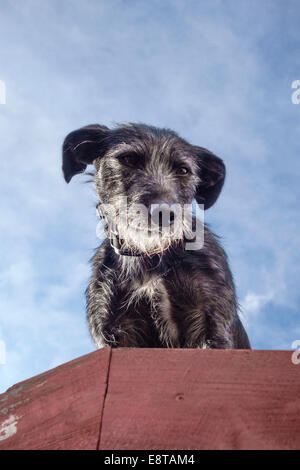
left=128, top=276, right=180, bottom=346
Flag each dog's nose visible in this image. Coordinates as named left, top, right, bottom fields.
left=149, top=201, right=176, bottom=228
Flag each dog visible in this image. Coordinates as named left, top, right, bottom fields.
left=62, top=122, right=251, bottom=349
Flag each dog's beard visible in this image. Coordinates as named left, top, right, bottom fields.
left=116, top=222, right=180, bottom=256
left=98, top=199, right=197, bottom=256
left=112, top=207, right=194, bottom=256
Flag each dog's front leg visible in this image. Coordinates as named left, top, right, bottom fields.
left=86, top=276, right=159, bottom=348
left=180, top=306, right=235, bottom=349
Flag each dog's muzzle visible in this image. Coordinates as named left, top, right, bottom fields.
left=149, top=201, right=176, bottom=228
left=96, top=201, right=186, bottom=257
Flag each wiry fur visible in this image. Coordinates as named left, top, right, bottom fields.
left=62, top=122, right=251, bottom=349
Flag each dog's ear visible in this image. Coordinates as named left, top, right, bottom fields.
left=62, top=124, right=110, bottom=183
left=194, top=147, right=226, bottom=210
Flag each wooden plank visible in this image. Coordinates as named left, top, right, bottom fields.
left=100, top=349, right=300, bottom=450
left=0, top=348, right=111, bottom=450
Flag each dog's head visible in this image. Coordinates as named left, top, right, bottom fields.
left=62, top=123, right=225, bottom=254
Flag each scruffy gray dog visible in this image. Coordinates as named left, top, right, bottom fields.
left=62, top=123, right=250, bottom=349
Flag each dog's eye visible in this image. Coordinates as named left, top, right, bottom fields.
left=119, top=153, right=141, bottom=167
left=175, top=166, right=190, bottom=175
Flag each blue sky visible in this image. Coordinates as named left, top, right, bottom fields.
left=0, top=0, right=300, bottom=392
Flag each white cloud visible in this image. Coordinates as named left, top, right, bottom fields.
left=241, top=291, right=274, bottom=317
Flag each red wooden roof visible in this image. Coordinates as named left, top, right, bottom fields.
left=0, top=348, right=299, bottom=450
